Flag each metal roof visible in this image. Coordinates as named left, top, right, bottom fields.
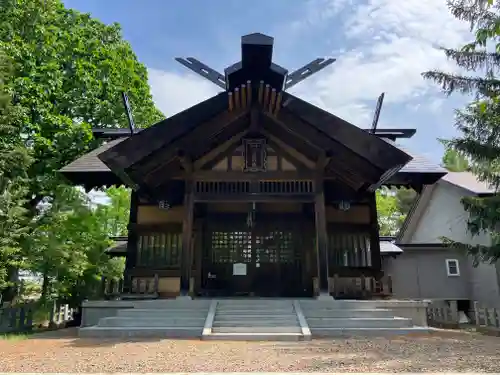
left=60, top=138, right=125, bottom=173
left=440, top=171, right=496, bottom=195
left=382, top=139, right=446, bottom=175
left=379, top=240, right=404, bottom=254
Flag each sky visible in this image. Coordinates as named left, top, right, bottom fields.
left=63, top=0, right=474, bottom=163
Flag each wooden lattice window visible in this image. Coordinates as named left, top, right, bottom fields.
left=243, top=139, right=267, bottom=172
left=137, top=232, right=181, bottom=267
left=255, top=231, right=294, bottom=263
left=211, top=231, right=252, bottom=263
left=328, top=232, right=371, bottom=267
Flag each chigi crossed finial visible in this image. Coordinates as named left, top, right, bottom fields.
left=175, top=33, right=336, bottom=92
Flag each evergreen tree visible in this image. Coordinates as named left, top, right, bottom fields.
left=423, top=0, right=500, bottom=263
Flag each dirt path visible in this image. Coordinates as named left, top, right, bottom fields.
left=0, top=329, right=499, bottom=372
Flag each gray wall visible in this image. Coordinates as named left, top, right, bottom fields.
left=399, top=181, right=500, bottom=306
left=383, top=248, right=470, bottom=300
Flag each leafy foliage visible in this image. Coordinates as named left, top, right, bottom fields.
left=441, top=142, right=470, bottom=172
left=423, top=0, right=500, bottom=263
left=25, top=186, right=127, bottom=305
left=0, top=0, right=163, bottom=203
left=0, top=0, right=158, bottom=303
left=0, top=49, right=32, bottom=293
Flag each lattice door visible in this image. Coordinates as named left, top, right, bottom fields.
left=210, top=230, right=252, bottom=264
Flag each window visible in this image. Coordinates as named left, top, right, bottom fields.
left=137, top=232, right=181, bottom=267
left=446, top=259, right=460, bottom=276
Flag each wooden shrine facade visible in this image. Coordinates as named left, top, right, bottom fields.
left=60, top=33, right=447, bottom=298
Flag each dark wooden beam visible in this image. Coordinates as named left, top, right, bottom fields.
left=137, top=109, right=250, bottom=182
left=180, top=173, right=195, bottom=297
left=124, top=191, right=139, bottom=292
left=261, top=130, right=315, bottom=170
left=314, top=174, right=330, bottom=296
left=193, top=193, right=315, bottom=202
left=191, top=170, right=315, bottom=181
left=98, top=92, right=229, bottom=172
left=261, top=112, right=323, bottom=154
left=272, top=109, right=383, bottom=182
left=193, top=130, right=248, bottom=170
left=368, top=192, right=382, bottom=271
left=249, top=107, right=260, bottom=132
left=129, top=223, right=183, bottom=233
left=281, top=92, right=412, bottom=170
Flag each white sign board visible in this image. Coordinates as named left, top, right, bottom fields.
left=232, top=263, right=247, bottom=276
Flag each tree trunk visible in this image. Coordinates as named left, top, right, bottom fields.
left=0, top=267, right=20, bottom=305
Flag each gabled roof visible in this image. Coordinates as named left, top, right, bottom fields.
left=59, top=138, right=125, bottom=190
left=58, top=132, right=445, bottom=190
left=58, top=33, right=445, bottom=192
left=397, top=171, right=495, bottom=244
left=441, top=171, right=496, bottom=195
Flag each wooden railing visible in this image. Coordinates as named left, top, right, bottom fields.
left=426, top=302, right=460, bottom=329
left=426, top=301, right=500, bottom=333
left=474, top=302, right=500, bottom=333
left=194, top=180, right=314, bottom=195
left=101, top=274, right=160, bottom=300
left=330, top=275, right=392, bottom=299
left=0, top=302, right=74, bottom=334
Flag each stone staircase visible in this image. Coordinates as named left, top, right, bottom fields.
left=202, top=299, right=311, bottom=341
left=78, top=300, right=210, bottom=338
left=299, top=300, right=429, bottom=337
left=79, top=298, right=430, bottom=339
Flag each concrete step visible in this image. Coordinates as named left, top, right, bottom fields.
left=213, top=320, right=298, bottom=327
left=303, top=309, right=395, bottom=318
left=98, top=317, right=206, bottom=327
left=117, top=309, right=207, bottom=318
left=310, top=327, right=432, bottom=337
left=300, top=301, right=384, bottom=309
left=212, top=326, right=303, bottom=334
left=217, top=305, right=294, bottom=310
left=306, top=317, right=413, bottom=329
left=134, top=301, right=211, bottom=309
left=215, top=314, right=299, bottom=321
left=216, top=309, right=295, bottom=315
left=79, top=326, right=202, bottom=338
left=203, top=332, right=304, bottom=341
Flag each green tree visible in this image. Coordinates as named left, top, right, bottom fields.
left=423, top=0, right=500, bottom=263
left=0, top=49, right=32, bottom=299
left=0, top=0, right=160, bottom=302
left=440, top=139, right=470, bottom=172
left=376, top=188, right=404, bottom=236
left=95, top=187, right=131, bottom=237
left=395, top=188, right=417, bottom=217
left=0, top=0, right=163, bottom=208
left=26, top=186, right=124, bottom=305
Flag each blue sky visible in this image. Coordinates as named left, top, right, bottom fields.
left=64, top=0, right=473, bottom=163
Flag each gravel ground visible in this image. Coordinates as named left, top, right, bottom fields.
left=0, top=329, right=499, bottom=372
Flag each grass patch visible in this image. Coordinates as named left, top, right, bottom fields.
left=0, top=332, right=32, bottom=341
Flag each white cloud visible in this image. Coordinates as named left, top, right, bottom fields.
left=288, top=0, right=472, bottom=126
left=148, top=69, right=221, bottom=117
left=146, top=0, right=472, bottom=134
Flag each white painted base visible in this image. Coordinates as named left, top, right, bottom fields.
left=316, top=292, right=332, bottom=301
left=176, top=295, right=193, bottom=301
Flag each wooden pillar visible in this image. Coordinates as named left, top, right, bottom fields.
left=368, top=192, right=382, bottom=271
left=124, top=191, right=139, bottom=293
left=314, top=178, right=330, bottom=295
left=180, top=178, right=195, bottom=297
